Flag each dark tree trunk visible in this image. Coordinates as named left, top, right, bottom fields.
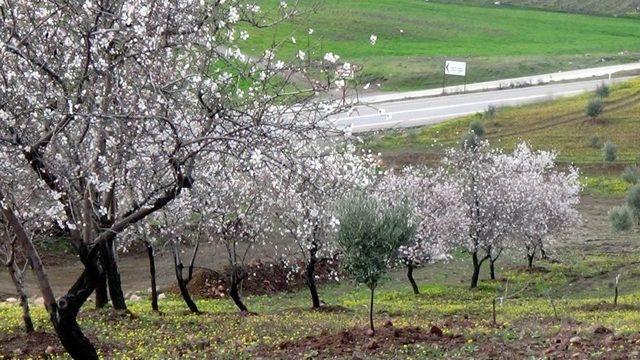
left=369, top=285, right=375, bottom=333
left=174, top=263, right=199, bottom=314
left=471, top=252, right=483, bottom=289
left=305, top=247, right=321, bottom=309
left=53, top=255, right=104, bottom=360
left=539, top=239, right=549, bottom=260
left=94, top=276, right=109, bottom=308
left=407, top=263, right=420, bottom=295
left=229, top=267, right=248, bottom=312
left=489, top=259, right=496, bottom=280
left=146, top=243, right=158, bottom=312
left=2, top=197, right=100, bottom=359
left=103, top=239, right=126, bottom=310
left=8, top=262, right=34, bottom=333
left=527, top=253, right=535, bottom=269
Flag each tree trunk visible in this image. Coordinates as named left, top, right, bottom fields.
left=146, top=243, right=159, bottom=312
left=471, top=252, right=482, bottom=289
left=103, top=239, right=126, bottom=310
left=539, top=239, right=549, bottom=260
left=1, top=194, right=100, bottom=359
left=8, top=261, right=34, bottom=333
left=489, top=259, right=496, bottom=280
left=305, top=248, right=321, bottom=309
left=229, top=267, right=248, bottom=312
left=527, top=253, right=535, bottom=269
left=369, top=285, right=375, bottom=333
left=54, top=266, right=102, bottom=360
left=94, top=276, right=109, bottom=309
left=407, top=264, right=420, bottom=295
left=174, top=263, right=199, bottom=313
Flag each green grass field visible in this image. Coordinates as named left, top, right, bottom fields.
left=245, top=0, right=640, bottom=91
left=365, top=79, right=640, bottom=195
left=433, top=0, right=640, bottom=17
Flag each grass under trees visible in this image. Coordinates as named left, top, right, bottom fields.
left=2, top=196, right=640, bottom=359
left=244, top=0, right=640, bottom=91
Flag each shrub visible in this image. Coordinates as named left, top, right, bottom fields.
left=596, top=83, right=611, bottom=98
left=586, top=135, right=601, bottom=149
left=586, top=97, right=604, bottom=120
left=627, top=184, right=640, bottom=219
left=459, top=132, right=480, bottom=150
left=336, top=193, right=414, bottom=333
left=609, top=206, right=633, bottom=232
left=602, top=141, right=618, bottom=163
left=621, top=166, right=640, bottom=184
left=483, top=105, right=497, bottom=119
left=469, top=120, right=486, bottom=137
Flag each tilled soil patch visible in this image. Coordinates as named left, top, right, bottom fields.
left=0, top=330, right=115, bottom=360
left=167, top=258, right=340, bottom=299
left=0, top=331, right=62, bottom=359
left=257, top=322, right=465, bottom=358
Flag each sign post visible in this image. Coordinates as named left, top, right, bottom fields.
left=443, top=60, right=467, bottom=94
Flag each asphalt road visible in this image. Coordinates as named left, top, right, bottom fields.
left=336, top=77, right=633, bottom=132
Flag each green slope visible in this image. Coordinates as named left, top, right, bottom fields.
left=245, top=0, right=640, bottom=91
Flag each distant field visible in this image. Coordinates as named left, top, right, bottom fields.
left=434, top=0, right=640, bottom=17
left=246, top=0, right=640, bottom=91
left=365, top=79, right=640, bottom=195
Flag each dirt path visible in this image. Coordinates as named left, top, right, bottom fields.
left=0, top=241, right=287, bottom=299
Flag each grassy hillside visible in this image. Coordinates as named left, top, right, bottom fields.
left=245, top=0, right=640, bottom=91
left=434, top=0, right=640, bottom=17
left=366, top=79, right=640, bottom=194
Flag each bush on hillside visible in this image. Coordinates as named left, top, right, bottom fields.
left=621, top=166, right=640, bottom=184
left=609, top=206, right=633, bottom=232
left=459, top=132, right=481, bottom=150
left=596, top=83, right=611, bottom=98
left=483, top=105, right=497, bottom=119
left=602, top=141, right=618, bottom=163
left=586, top=135, right=602, bottom=149
left=469, top=120, right=486, bottom=137
left=627, top=184, right=640, bottom=219
left=586, top=98, right=604, bottom=120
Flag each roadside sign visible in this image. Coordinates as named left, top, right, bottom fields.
left=445, top=60, right=467, bottom=76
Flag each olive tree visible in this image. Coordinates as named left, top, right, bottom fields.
left=611, top=184, right=640, bottom=232
left=336, top=193, right=414, bottom=333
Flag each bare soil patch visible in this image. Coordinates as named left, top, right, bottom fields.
left=0, top=331, right=62, bottom=359
left=573, top=301, right=640, bottom=312
left=167, top=258, right=340, bottom=299
left=258, top=322, right=464, bottom=358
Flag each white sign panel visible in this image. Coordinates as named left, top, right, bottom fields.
left=445, top=60, right=467, bottom=76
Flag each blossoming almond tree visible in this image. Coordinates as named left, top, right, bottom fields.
left=445, top=142, right=581, bottom=286
left=192, top=162, right=274, bottom=314
left=502, top=145, right=581, bottom=269
left=443, top=141, right=515, bottom=288
left=270, top=142, right=379, bottom=308
left=0, top=1, right=353, bottom=357
left=376, top=168, right=468, bottom=294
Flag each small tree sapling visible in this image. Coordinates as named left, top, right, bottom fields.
left=336, top=193, right=414, bottom=333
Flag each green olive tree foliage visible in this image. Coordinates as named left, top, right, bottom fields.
left=336, top=193, right=414, bottom=333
